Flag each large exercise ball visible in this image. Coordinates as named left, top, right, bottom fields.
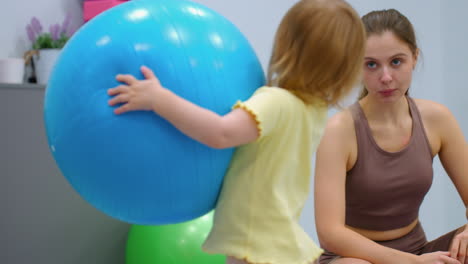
left=44, top=0, right=264, bottom=224
left=126, top=211, right=224, bottom=264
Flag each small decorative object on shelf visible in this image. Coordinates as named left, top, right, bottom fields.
left=83, top=0, right=129, bottom=22
left=0, top=58, right=25, bottom=84
left=23, top=14, right=79, bottom=84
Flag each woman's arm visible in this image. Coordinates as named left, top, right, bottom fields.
left=107, top=66, right=259, bottom=149
left=315, top=111, right=419, bottom=264
left=433, top=103, right=468, bottom=206
left=428, top=102, right=468, bottom=264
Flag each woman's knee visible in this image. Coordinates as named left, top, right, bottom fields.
left=331, top=257, right=372, bottom=264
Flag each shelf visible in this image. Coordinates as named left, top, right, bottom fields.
left=0, top=83, right=46, bottom=90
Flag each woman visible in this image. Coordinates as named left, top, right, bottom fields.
left=314, top=9, right=468, bottom=264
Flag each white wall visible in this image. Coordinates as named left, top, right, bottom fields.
left=442, top=1, right=468, bottom=134
left=2, top=0, right=466, bottom=247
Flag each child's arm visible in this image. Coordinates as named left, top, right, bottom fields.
left=107, top=66, right=259, bottom=149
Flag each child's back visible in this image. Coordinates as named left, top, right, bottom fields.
left=203, top=0, right=366, bottom=262
left=203, top=87, right=328, bottom=263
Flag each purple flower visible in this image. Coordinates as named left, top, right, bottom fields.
left=49, top=24, right=61, bottom=40
left=61, top=12, right=72, bottom=36
left=26, top=24, right=36, bottom=42
left=30, top=17, right=43, bottom=35
left=67, top=24, right=79, bottom=37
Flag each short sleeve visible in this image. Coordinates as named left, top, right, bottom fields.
left=232, top=87, right=289, bottom=139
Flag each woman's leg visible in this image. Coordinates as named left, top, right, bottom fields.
left=318, top=250, right=340, bottom=264
left=319, top=251, right=371, bottom=264
left=317, top=226, right=462, bottom=264
left=420, top=226, right=465, bottom=254
left=227, top=256, right=324, bottom=264
left=328, top=258, right=372, bottom=264
left=319, top=222, right=428, bottom=264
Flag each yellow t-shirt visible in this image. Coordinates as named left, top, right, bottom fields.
left=203, top=86, right=328, bottom=264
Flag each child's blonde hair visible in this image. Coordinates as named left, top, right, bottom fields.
left=267, top=0, right=366, bottom=106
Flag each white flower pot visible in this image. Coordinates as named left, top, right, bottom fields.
left=34, top=48, right=61, bottom=85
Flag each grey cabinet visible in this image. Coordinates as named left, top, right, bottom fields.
left=1, top=83, right=129, bottom=264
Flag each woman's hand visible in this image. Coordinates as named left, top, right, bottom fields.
left=450, top=225, right=468, bottom=264
left=417, top=251, right=461, bottom=264
left=108, top=66, right=163, bottom=114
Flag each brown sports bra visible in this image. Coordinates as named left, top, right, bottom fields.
left=345, top=97, right=433, bottom=231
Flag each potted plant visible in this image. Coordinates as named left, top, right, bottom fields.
left=24, top=14, right=78, bottom=84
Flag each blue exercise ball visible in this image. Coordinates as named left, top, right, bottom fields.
left=44, top=0, right=264, bottom=224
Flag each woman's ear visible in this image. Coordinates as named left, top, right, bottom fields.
left=413, top=48, right=420, bottom=69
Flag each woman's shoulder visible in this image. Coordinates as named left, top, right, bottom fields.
left=317, top=107, right=357, bottom=164
left=412, top=98, right=464, bottom=153
left=412, top=98, right=454, bottom=123
left=329, top=107, right=354, bottom=128
left=323, top=107, right=355, bottom=140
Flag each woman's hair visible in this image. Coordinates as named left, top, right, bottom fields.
left=359, top=9, right=419, bottom=99
left=267, top=0, right=365, bottom=106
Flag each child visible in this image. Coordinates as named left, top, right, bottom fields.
left=107, top=0, right=365, bottom=263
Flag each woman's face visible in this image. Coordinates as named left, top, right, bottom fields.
left=363, top=31, right=417, bottom=102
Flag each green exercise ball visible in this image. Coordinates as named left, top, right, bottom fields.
left=126, top=211, right=225, bottom=264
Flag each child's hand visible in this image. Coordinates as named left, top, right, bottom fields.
left=108, top=66, right=163, bottom=115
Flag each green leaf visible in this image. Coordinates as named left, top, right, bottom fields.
left=32, top=32, right=69, bottom=49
